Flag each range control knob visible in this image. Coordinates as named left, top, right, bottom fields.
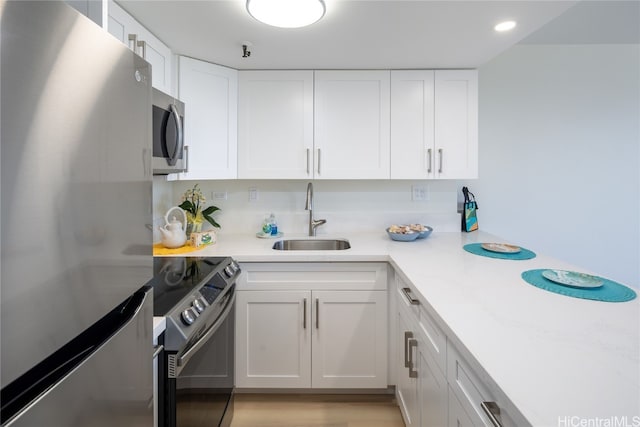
left=224, top=265, right=234, bottom=278
left=192, top=298, right=206, bottom=313
left=181, top=308, right=197, bottom=325
left=230, top=260, right=241, bottom=272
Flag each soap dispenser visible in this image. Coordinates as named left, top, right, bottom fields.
left=268, top=213, right=278, bottom=236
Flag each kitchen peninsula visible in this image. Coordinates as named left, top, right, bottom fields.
left=155, top=230, right=640, bottom=427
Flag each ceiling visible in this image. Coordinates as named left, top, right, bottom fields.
left=117, top=0, right=638, bottom=70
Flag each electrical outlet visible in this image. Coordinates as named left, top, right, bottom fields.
left=412, top=185, right=428, bottom=201
left=248, top=187, right=258, bottom=202
left=213, top=191, right=227, bottom=201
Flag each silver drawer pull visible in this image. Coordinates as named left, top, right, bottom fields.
left=404, top=331, right=413, bottom=368
left=401, top=287, right=420, bottom=305
left=408, top=339, right=418, bottom=378
left=481, top=401, right=504, bottom=427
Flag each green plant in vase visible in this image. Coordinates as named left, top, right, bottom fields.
left=178, top=184, right=221, bottom=237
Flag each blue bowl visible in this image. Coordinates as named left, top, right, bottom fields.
left=386, top=228, right=419, bottom=242
left=416, top=226, right=433, bottom=239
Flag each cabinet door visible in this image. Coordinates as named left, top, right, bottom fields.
left=175, top=56, right=237, bottom=180
left=396, top=309, right=419, bottom=426
left=314, top=70, right=390, bottom=179
left=238, top=71, right=314, bottom=179
left=390, top=70, right=435, bottom=179
left=106, top=0, right=173, bottom=95
left=235, top=290, right=311, bottom=388
left=449, top=386, right=475, bottom=427
left=418, top=343, right=448, bottom=427
left=312, top=290, right=387, bottom=388
left=434, top=70, right=478, bottom=179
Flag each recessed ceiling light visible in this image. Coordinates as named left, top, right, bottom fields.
left=247, top=0, right=326, bottom=29
left=494, top=21, right=517, bottom=32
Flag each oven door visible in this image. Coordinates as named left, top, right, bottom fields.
left=160, top=291, right=235, bottom=427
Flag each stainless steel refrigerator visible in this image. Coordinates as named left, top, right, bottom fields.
left=1, top=1, right=154, bottom=425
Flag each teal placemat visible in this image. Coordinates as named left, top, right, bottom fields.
left=463, top=243, right=536, bottom=260
left=522, top=269, right=637, bottom=302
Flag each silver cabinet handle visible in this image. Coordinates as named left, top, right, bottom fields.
left=303, top=298, right=307, bottom=329
left=408, top=339, right=418, bottom=378
left=427, top=148, right=432, bottom=173
left=306, top=148, right=311, bottom=175
left=128, top=34, right=138, bottom=52
left=316, top=148, right=321, bottom=175
left=401, top=287, right=420, bottom=305
left=404, top=331, right=413, bottom=368
left=315, top=298, right=319, bottom=329
left=137, top=40, right=147, bottom=59
left=438, top=148, right=443, bottom=173
left=481, top=402, right=504, bottom=427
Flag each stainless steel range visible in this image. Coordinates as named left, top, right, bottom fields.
left=149, top=256, right=240, bottom=427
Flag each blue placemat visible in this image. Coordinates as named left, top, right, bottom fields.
left=463, top=243, right=536, bottom=260
left=522, top=269, right=637, bottom=303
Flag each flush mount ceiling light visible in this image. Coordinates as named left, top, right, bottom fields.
left=494, top=20, right=517, bottom=32
left=247, top=0, right=326, bottom=28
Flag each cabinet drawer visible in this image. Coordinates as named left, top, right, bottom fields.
left=238, top=262, right=387, bottom=291
left=395, top=276, right=420, bottom=318
left=418, top=304, right=446, bottom=376
left=447, top=343, right=520, bottom=427
left=395, top=274, right=446, bottom=375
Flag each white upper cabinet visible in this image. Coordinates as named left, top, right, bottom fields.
left=107, top=0, right=174, bottom=96
left=314, top=71, right=391, bottom=179
left=434, top=70, right=478, bottom=179
left=391, top=69, right=478, bottom=179
left=390, top=70, right=435, bottom=179
left=238, top=71, right=314, bottom=179
left=173, top=56, right=238, bottom=180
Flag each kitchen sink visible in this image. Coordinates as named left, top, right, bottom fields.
left=272, top=239, right=351, bottom=251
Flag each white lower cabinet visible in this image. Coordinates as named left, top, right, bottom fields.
left=396, top=308, right=419, bottom=426
left=448, top=386, right=475, bottom=427
left=394, top=271, right=522, bottom=427
left=418, top=341, right=448, bottom=427
left=235, top=290, right=311, bottom=388
left=236, top=263, right=388, bottom=389
left=396, top=278, right=447, bottom=427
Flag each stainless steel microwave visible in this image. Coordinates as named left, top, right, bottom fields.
left=152, top=88, right=186, bottom=174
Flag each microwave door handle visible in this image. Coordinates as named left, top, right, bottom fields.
left=168, top=103, right=183, bottom=166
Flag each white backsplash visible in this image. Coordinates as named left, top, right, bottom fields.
left=152, top=178, right=462, bottom=242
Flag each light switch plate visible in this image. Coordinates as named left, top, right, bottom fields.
left=412, top=185, right=428, bottom=201
left=248, top=187, right=258, bottom=202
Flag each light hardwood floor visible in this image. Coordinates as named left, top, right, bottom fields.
left=230, top=393, right=406, bottom=427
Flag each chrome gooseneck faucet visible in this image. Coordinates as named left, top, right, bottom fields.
left=305, top=182, right=326, bottom=236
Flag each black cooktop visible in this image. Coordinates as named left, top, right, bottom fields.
left=148, top=256, right=230, bottom=316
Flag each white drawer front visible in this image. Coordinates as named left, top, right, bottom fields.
left=238, top=262, right=387, bottom=291
left=418, top=304, right=447, bottom=375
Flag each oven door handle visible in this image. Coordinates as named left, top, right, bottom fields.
left=177, top=292, right=236, bottom=368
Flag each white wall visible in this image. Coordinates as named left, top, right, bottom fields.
left=470, top=44, right=639, bottom=287
left=153, top=179, right=461, bottom=239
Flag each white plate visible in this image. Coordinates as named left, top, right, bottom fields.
left=542, top=269, right=604, bottom=289
left=256, top=231, right=283, bottom=239
left=481, top=243, right=521, bottom=254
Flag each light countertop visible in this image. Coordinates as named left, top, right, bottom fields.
left=157, top=231, right=640, bottom=425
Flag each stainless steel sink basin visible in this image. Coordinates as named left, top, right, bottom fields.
left=272, top=239, right=351, bottom=251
